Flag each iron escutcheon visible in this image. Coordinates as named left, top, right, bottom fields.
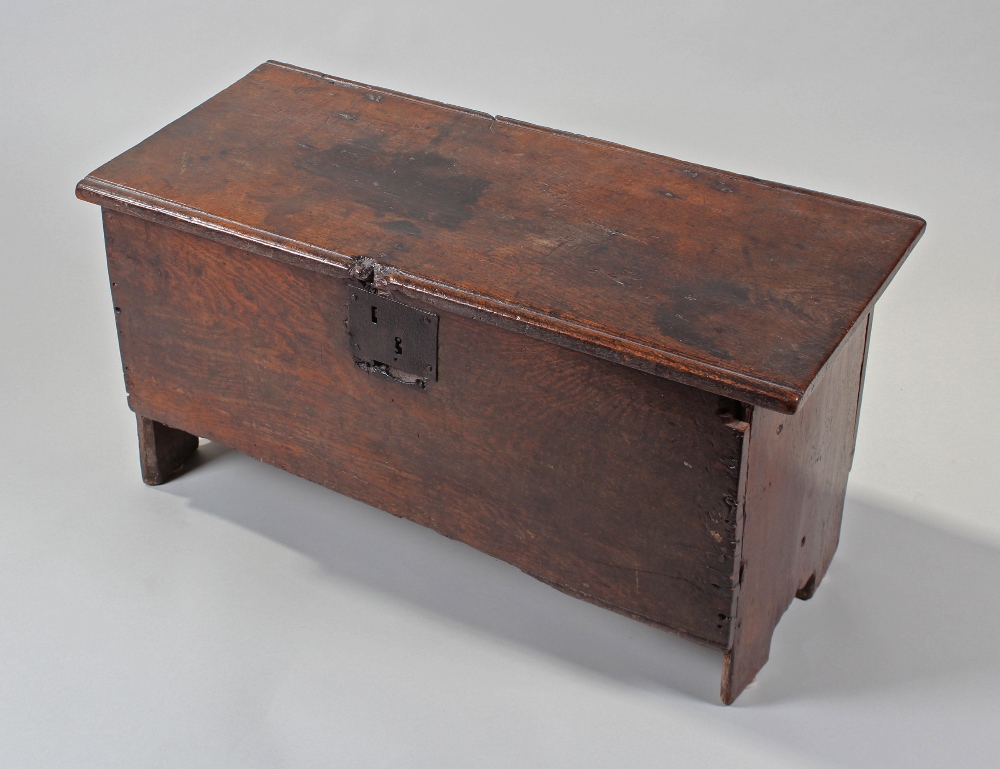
left=348, top=287, right=439, bottom=387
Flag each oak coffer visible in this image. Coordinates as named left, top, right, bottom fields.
left=76, top=61, right=924, bottom=703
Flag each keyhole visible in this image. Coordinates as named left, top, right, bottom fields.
left=371, top=306, right=378, bottom=323
left=394, top=337, right=403, bottom=355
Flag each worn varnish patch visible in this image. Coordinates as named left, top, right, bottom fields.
left=294, top=137, right=490, bottom=229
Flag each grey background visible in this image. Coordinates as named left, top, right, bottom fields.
left=2, top=1, right=998, bottom=766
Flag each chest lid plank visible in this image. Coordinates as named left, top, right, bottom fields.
left=76, top=60, right=924, bottom=413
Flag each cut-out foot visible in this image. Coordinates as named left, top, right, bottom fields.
left=796, top=572, right=818, bottom=600
left=721, top=637, right=769, bottom=705
left=136, top=415, right=199, bottom=485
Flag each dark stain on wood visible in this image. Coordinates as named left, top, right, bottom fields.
left=294, top=137, right=491, bottom=229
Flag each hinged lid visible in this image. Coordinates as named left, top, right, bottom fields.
left=77, top=61, right=924, bottom=413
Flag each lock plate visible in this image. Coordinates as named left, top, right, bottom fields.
left=347, top=287, right=439, bottom=386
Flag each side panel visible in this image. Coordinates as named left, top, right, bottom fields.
left=103, top=210, right=746, bottom=647
left=722, top=314, right=870, bottom=702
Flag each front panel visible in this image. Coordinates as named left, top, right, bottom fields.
left=103, top=209, right=746, bottom=647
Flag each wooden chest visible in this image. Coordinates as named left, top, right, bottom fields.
left=76, top=61, right=924, bottom=703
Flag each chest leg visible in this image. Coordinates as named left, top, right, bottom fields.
left=136, top=414, right=199, bottom=486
